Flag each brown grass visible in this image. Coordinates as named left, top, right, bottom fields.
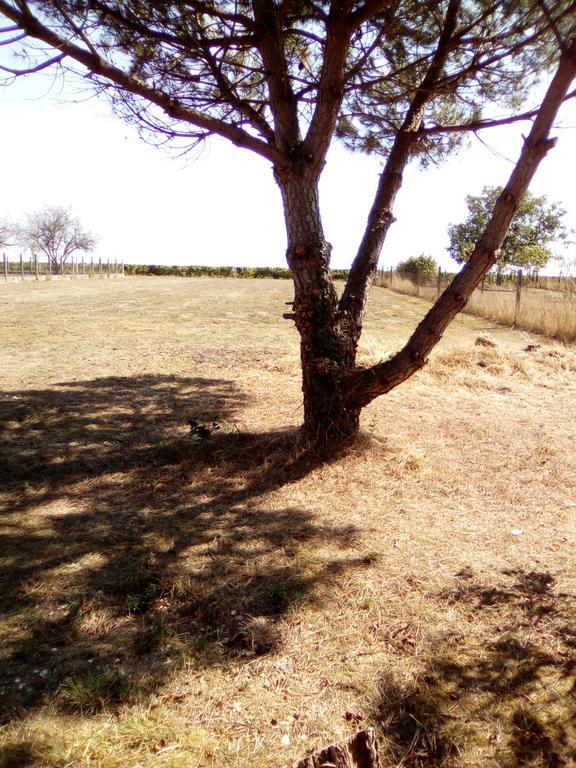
left=383, top=272, right=576, bottom=342
left=1, top=277, right=575, bottom=768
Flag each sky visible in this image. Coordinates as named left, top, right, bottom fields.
left=1, top=70, right=575, bottom=273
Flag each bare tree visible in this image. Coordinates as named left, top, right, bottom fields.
left=1, top=1, right=575, bottom=448
left=0, top=218, right=16, bottom=248
left=20, top=205, right=98, bottom=274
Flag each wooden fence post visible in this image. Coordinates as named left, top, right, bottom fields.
left=121, top=259, right=125, bottom=276
left=436, top=266, right=442, bottom=299
left=99, top=257, right=102, bottom=277
left=514, top=268, right=523, bottom=325
left=3, top=253, right=7, bottom=282
left=107, top=258, right=111, bottom=278
left=389, top=267, right=393, bottom=288
left=91, top=256, right=94, bottom=277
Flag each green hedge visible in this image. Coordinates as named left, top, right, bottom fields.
left=123, top=264, right=351, bottom=280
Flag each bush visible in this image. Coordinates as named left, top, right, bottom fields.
left=123, top=264, right=293, bottom=279
left=397, top=254, right=438, bottom=281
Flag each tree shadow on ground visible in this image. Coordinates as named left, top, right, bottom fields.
left=0, top=375, right=364, bottom=728
left=371, top=568, right=576, bottom=767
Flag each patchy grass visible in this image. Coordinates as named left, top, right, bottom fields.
left=0, top=277, right=575, bottom=767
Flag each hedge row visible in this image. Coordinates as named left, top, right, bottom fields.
left=124, top=264, right=352, bottom=280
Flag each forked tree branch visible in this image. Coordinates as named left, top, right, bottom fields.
left=344, top=38, right=576, bottom=410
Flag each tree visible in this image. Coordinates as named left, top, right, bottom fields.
left=0, top=218, right=15, bottom=248
left=20, top=205, right=98, bottom=274
left=397, top=255, right=438, bottom=282
left=448, top=186, right=567, bottom=274
left=1, top=2, right=575, bottom=449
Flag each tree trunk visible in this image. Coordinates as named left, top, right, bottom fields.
left=297, top=729, right=382, bottom=768
left=277, top=165, right=359, bottom=448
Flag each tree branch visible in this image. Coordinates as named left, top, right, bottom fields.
left=0, top=0, right=282, bottom=164
left=339, top=0, right=461, bottom=340
left=303, top=1, right=355, bottom=171
left=345, top=38, right=576, bottom=410
left=419, top=87, right=576, bottom=135
left=251, top=0, right=301, bottom=152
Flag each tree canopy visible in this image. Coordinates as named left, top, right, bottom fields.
left=397, top=255, right=438, bottom=281
left=448, top=186, right=567, bottom=272
left=1, top=1, right=575, bottom=447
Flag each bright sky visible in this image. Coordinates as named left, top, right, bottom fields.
left=1, top=71, right=575, bottom=272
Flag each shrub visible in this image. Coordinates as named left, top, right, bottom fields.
left=397, top=254, right=438, bottom=282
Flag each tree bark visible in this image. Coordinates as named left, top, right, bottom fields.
left=277, top=163, right=360, bottom=447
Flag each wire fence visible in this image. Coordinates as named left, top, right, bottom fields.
left=2, top=253, right=124, bottom=282
left=374, top=267, right=576, bottom=342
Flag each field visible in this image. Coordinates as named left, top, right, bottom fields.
left=1, top=277, right=575, bottom=768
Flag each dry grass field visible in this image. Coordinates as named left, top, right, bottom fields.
left=1, top=276, right=575, bottom=768
left=384, top=272, right=576, bottom=343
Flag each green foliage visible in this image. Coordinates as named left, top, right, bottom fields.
left=123, top=264, right=293, bottom=279
left=448, top=186, right=566, bottom=271
left=397, top=254, right=438, bottom=280
left=123, top=265, right=352, bottom=281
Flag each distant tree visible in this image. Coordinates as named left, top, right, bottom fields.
left=0, top=219, right=15, bottom=248
left=1, top=2, right=575, bottom=449
left=20, top=206, right=98, bottom=274
left=448, top=187, right=567, bottom=276
left=397, top=255, right=438, bottom=281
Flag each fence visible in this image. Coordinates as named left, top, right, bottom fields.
left=2, top=253, right=124, bottom=282
left=375, top=267, right=576, bottom=343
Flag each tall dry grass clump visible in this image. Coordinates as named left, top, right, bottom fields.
left=465, top=288, right=576, bottom=342
left=381, top=271, right=576, bottom=343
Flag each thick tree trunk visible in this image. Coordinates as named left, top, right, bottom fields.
left=277, top=166, right=360, bottom=447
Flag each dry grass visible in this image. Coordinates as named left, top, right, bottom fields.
left=1, top=277, right=575, bottom=768
left=382, top=272, right=576, bottom=342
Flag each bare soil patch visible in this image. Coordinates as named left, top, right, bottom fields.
left=1, top=277, right=575, bottom=767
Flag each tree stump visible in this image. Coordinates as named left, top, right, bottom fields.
left=297, top=729, right=381, bottom=768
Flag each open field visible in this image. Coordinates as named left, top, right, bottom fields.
left=1, top=277, right=575, bottom=768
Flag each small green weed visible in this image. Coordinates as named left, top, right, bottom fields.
left=270, top=581, right=289, bottom=613
left=134, top=617, right=174, bottom=655
left=61, top=670, right=132, bottom=713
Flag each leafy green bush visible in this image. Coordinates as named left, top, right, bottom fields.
left=397, top=254, right=438, bottom=281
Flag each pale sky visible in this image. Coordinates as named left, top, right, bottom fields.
left=1, top=71, right=575, bottom=273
